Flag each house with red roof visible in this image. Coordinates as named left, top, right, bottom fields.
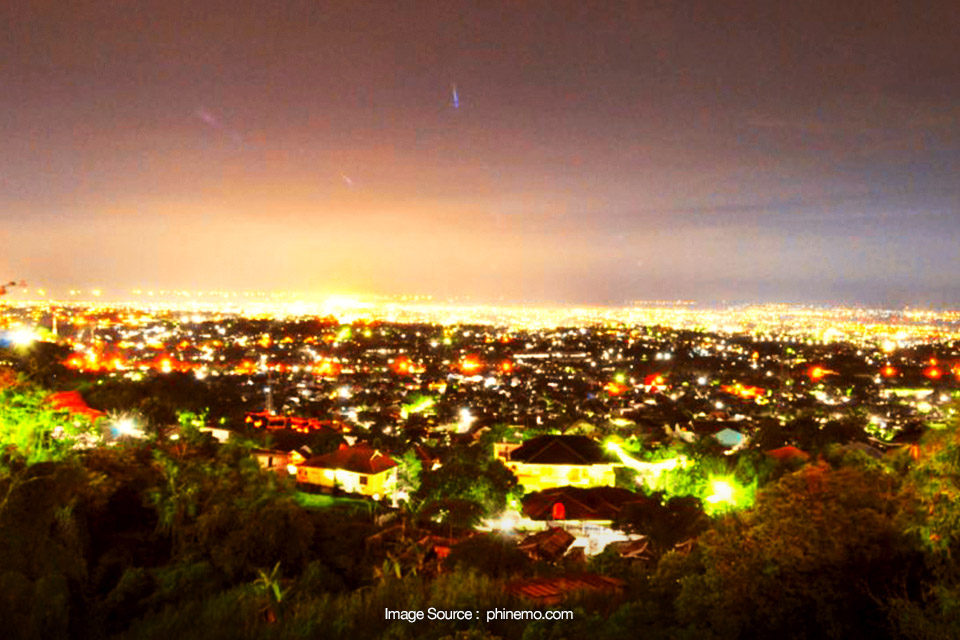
left=296, top=444, right=398, bottom=499
left=45, top=390, right=105, bottom=422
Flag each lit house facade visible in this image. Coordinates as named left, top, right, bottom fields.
left=495, top=435, right=619, bottom=492
left=297, top=445, right=398, bottom=499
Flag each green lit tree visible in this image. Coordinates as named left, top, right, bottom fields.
left=885, top=409, right=960, bottom=638
left=0, top=386, right=100, bottom=467
left=674, top=463, right=909, bottom=639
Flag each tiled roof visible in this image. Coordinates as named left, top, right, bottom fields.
left=508, top=573, right=625, bottom=603
left=45, top=390, right=105, bottom=420
left=510, top=435, right=614, bottom=465
left=302, top=445, right=397, bottom=474
left=517, top=527, right=575, bottom=561
left=522, top=486, right=651, bottom=521
left=765, top=445, right=810, bottom=461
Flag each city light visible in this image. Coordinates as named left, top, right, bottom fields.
left=7, top=328, right=39, bottom=346
left=113, top=417, right=145, bottom=439
left=457, top=408, right=476, bottom=433
left=705, top=479, right=735, bottom=504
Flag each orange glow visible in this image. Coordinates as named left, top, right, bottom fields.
left=644, top=373, right=666, bottom=389
left=234, top=360, right=257, bottom=375
left=881, top=365, right=898, bottom=378
left=391, top=356, right=421, bottom=375
left=806, top=366, right=836, bottom=382
left=924, top=366, right=943, bottom=380
left=721, top=382, right=765, bottom=399
left=499, top=360, right=514, bottom=374
left=245, top=412, right=350, bottom=433
left=604, top=381, right=627, bottom=396
left=459, top=355, right=483, bottom=374
left=313, top=359, right=342, bottom=377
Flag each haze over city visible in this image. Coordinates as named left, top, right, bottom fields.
left=3, top=0, right=959, bottom=306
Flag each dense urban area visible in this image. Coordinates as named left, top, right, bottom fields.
left=2, top=296, right=960, bottom=639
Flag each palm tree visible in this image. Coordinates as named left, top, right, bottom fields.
left=253, top=562, right=288, bottom=622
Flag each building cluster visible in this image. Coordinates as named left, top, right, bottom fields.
left=4, top=300, right=958, bottom=559
left=1, top=300, right=952, bottom=442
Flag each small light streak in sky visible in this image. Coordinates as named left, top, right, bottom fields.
left=451, top=83, right=459, bottom=109
left=195, top=107, right=221, bottom=128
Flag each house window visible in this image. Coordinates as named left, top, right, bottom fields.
left=360, top=476, right=368, bottom=486
left=552, top=502, right=566, bottom=520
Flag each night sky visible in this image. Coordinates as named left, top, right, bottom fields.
left=2, top=1, right=958, bottom=306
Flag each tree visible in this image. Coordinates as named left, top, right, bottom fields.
left=416, top=447, right=519, bottom=520
left=0, top=385, right=100, bottom=467
left=674, top=463, right=910, bottom=639
left=397, top=449, right=422, bottom=497
left=419, top=498, right=486, bottom=532
left=444, top=534, right=530, bottom=578
left=885, top=413, right=960, bottom=637
left=614, top=494, right=707, bottom=553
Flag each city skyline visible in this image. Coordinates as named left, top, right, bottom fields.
left=3, top=0, right=959, bottom=306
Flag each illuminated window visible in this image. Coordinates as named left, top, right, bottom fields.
left=360, top=476, right=368, bottom=486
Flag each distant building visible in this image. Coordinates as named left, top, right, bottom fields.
left=297, top=444, right=398, bottom=499
left=495, top=435, right=619, bottom=492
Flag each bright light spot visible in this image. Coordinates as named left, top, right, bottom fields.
left=606, top=441, right=688, bottom=478
left=457, top=407, right=476, bottom=433
left=114, top=418, right=144, bottom=438
left=697, top=376, right=708, bottom=385
left=8, top=328, right=38, bottom=346
left=705, top=479, right=735, bottom=504
left=924, top=366, right=943, bottom=380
